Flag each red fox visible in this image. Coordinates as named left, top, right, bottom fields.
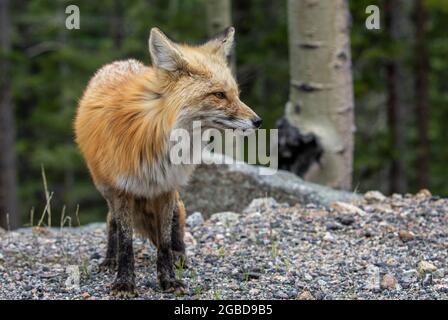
left=74, top=27, right=261, bottom=296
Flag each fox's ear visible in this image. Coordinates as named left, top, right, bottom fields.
left=203, top=26, right=235, bottom=60
left=149, top=28, right=186, bottom=72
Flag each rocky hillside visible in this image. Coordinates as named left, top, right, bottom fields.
left=0, top=190, right=447, bottom=300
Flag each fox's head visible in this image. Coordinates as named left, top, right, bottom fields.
left=148, top=27, right=262, bottom=131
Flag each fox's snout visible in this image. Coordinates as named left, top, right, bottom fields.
left=252, top=116, right=263, bottom=128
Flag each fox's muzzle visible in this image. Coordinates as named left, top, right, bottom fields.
left=252, top=116, right=263, bottom=128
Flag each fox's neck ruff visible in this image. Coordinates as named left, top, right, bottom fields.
left=114, top=70, right=197, bottom=198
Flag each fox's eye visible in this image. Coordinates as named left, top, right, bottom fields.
left=213, top=92, right=226, bottom=99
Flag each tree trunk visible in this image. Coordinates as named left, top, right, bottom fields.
left=414, top=0, right=430, bottom=189
left=0, top=0, right=19, bottom=229
left=205, top=0, right=236, bottom=74
left=385, top=0, right=408, bottom=194
left=284, top=0, right=355, bottom=190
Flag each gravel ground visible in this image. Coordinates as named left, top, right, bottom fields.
left=0, top=190, right=447, bottom=300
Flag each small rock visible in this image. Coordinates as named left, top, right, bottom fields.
left=0, top=252, right=4, bottom=261
left=416, top=189, right=432, bottom=198
left=364, top=191, right=386, bottom=202
left=32, top=227, right=51, bottom=236
left=331, top=201, right=366, bottom=216
left=186, top=212, right=204, bottom=228
left=433, top=269, right=445, bottom=279
left=274, top=291, right=288, bottom=299
left=365, top=265, right=380, bottom=291
left=417, top=261, right=437, bottom=275
left=326, top=222, right=343, bottom=231
left=398, top=230, right=415, bottom=242
left=381, top=274, right=397, bottom=290
left=81, top=292, right=91, bottom=300
left=249, top=288, right=260, bottom=295
left=298, top=290, right=315, bottom=300
left=303, top=273, right=313, bottom=281
left=401, top=269, right=418, bottom=287
left=323, top=232, right=336, bottom=243
left=244, top=197, right=278, bottom=213
left=210, top=212, right=240, bottom=224
left=288, top=289, right=298, bottom=298
left=422, top=273, right=433, bottom=287
left=336, top=215, right=355, bottom=226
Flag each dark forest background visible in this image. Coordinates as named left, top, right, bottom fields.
left=1, top=0, right=447, bottom=226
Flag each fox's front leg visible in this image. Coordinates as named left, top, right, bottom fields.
left=171, top=193, right=187, bottom=268
left=109, top=195, right=136, bottom=297
left=156, top=193, right=185, bottom=294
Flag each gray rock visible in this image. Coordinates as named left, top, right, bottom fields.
left=401, top=269, right=419, bottom=287
left=422, top=273, right=433, bottom=287
left=210, top=212, right=240, bottom=224
left=186, top=212, right=204, bottom=228
left=274, top=291, right=288, bottom=299
left=181, top=153, right=359, bottom=218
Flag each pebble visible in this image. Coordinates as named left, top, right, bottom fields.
left=303, top=273, right=313, bottom=281
left=210, top=212, right=240, bottom=224
left=337, top=215, right=355, bottom=226
left=422, top=273, right=433, bottom=287
left=364, top=191, right=387, bottom=202
left=331, top=202, right=366, bottom=216
left=298, top=290, right=315, bottom=300
left=326, top=222, right=343, bottom=231
left=417, top=261, right=437, bottom=275
left=416, top=189, right=432, bottom=198
left=381, top=274, right=397, bottom=290
left=323, top=232, right=336, bottom=243
left=366, top=265, right=380, bottom=291
left=398, top=230, right=415, bottom=242
left=401, top=269, right=418, bottom=288
left=244, top=198, right=278, bottom=213
left=186, top=212, right=204, bottom=228
left=274, top=291, right=288, bottom=299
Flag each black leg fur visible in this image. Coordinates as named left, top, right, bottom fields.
left=99, top=212, right=118, bottom=271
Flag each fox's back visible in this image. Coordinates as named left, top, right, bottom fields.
left=74, top=59, right=151, bottom=186
left=87, top=59, right=147, bottom=92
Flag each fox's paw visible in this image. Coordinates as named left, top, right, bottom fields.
left=111, top=280, right=137, bottom=298
left=99, top=258, right=117, bottom=272
left=160, top=278, right=185, bottom=295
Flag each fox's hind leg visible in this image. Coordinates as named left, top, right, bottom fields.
left=99, top=210, right=118, bottom=271
left=171, top=192, right=187, bottom=268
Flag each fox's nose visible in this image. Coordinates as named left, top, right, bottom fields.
left=252, top=117, right=263, bottom=128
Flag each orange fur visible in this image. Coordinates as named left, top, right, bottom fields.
left=75, top=42, right=258, bottom=194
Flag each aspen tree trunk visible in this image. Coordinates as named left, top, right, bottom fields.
left=0, top=0, right=19, bottom=229
left=385, top=0, right=408, bottom=194
left=205, top=0, right=236, bottom=73
left=414, top=0, right=430, bottom=189
left=285, top=0, right=355, bottom=190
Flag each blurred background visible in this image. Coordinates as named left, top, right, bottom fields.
left=0, top=0, right=447, bottom=227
